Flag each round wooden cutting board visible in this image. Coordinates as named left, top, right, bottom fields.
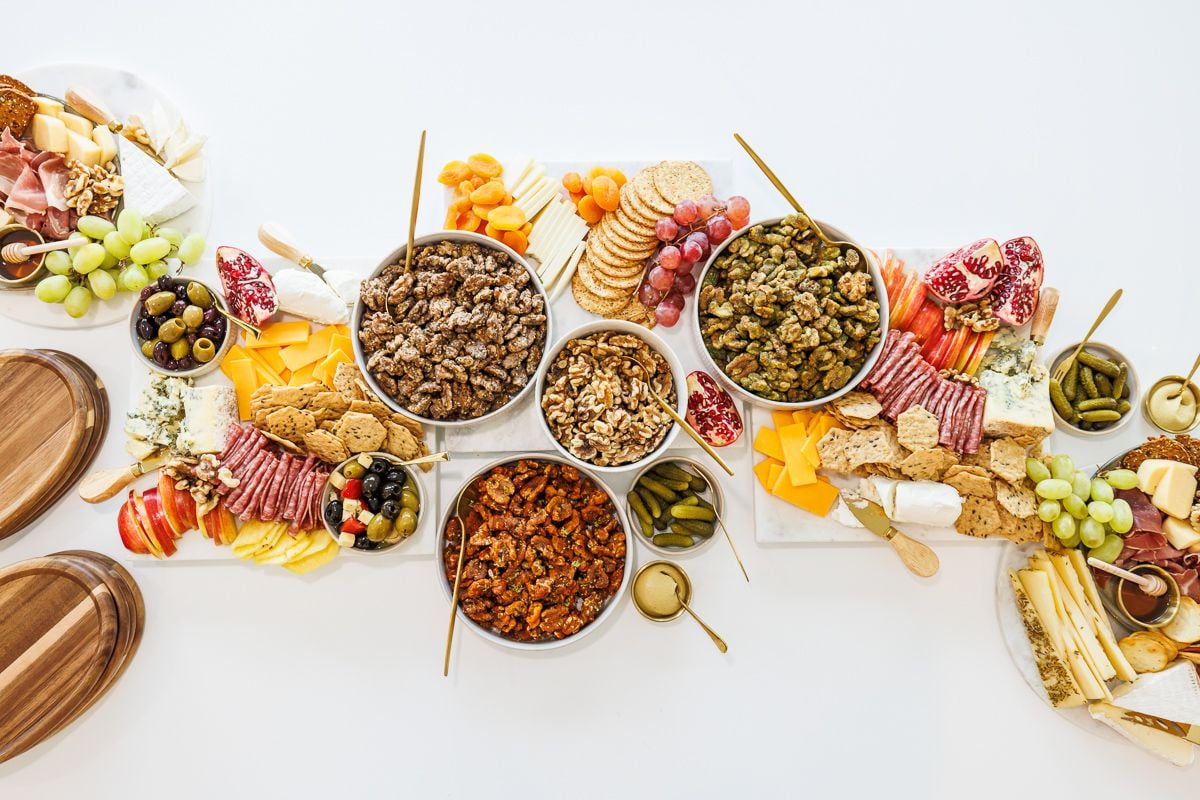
left=0, top=558, right=118, bottom=753
left=0, top=351, right=94, bottom=540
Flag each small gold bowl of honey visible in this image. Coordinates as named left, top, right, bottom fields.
left=0, top=224, right=46, bottom=288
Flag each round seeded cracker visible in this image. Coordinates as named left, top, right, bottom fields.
left=571, top=270, right=633, bottom=316
left=577, top=253, right=641, bottom=297
left=593, top=222, right=657, bottom=261
left=652, top=160, right=713, bottom=205
left=630, top=167, right=676, bottom=217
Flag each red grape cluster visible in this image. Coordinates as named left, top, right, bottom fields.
left=638, top=194, right=751, bottom=326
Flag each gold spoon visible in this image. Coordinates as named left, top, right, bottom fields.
left=443, top=476, right=477, bottom=677
left=1051, top=288, right=1123, bottom=384
left=619, top=355, right=733, bottom=477
left=404, top=130, right=427, bottom=274
left=660, top=570, right=728, bottom=653
left=733, top=132, right=867, bottom=266
left=1167, top=351, right=1200, bottom=400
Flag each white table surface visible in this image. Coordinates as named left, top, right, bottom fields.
left=2, top=1, right=1196, bottom=796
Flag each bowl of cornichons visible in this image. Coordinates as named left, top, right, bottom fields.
left=1047, top=341, right=1139, bottom=437
left=690, top=214, right=890, bottom=411
left=351, top=231, right=553, bottom=428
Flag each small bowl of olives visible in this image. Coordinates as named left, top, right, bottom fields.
left=129, top=276, right=234, bottom=377
left=322, top=452, right=422, bottom=553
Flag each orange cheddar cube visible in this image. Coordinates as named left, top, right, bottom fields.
left=778, top=423, right=817, bottom=486
left=772, top=476, right=840, bottom=517
left=753, top=428, right=785, bottom=462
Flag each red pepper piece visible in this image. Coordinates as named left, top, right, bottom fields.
left=340, top=518, right=366, bottom=534
left=342, top=478, right=363, bottom=500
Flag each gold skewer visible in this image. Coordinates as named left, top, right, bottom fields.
left=404, top=130, right=427, bottom=274
left=443, top=478, right=476, bottom=677
left=710, top=505, right=749, bottom=582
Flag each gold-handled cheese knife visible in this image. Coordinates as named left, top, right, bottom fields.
left=843, top=496, right=939, bottom=578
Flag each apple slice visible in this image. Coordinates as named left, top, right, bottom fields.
left=156, top=472, right=188, bottom=535
left=963, top=330, right=997, bottom=376
left=117, top=495, right=150, bottom=555
left=907, top=300, right=943, bottom=345
left=130, top=491, right=167, bottom=559
left=200, top=504, right=237, bottom=546
left=935, top=326, right=972, bottom=371
left=177, top=489, right=198, bottom=531
left=140, top=488, right=178, bottom=557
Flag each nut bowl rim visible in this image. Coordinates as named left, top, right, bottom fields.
left=688, top=216, right=890, bottom=411
left=434, top=452, right=634, bottom=651
left=533, top=319, right=688, bottom=474
left=627, top=455, right=725, bottom=557
left=350, top=230, right=554, bottom=429
left=128, top=275, right=236, bottom=379
left=321, top=451, right=425, bottom=555
left=1047, top=340, right=1139, bottom=438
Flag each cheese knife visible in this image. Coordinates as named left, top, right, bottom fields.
left=1119, top=708, right=1200, bottom=746
left=843, top=495, right=939, bottom=578
left=1030, top=286, right=1059, bottom=348
left=78, top=455, right=168, bottom=503
left=257, top=222, right=331, bottom=281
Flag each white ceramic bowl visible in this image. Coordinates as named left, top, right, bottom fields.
left=351, top=230, right=553, bottom=428
left=321, top=452, right=424, bottom=554
left=128, top=276, right=235, bottom=379
left=534, top=319, right=687, bottom=474
left=435, top=453, right=633, bottom=651
left=690, top=217, right=890, bottom=411
left=627, top=455, right=725, bottom=557
left=1047, top=341, right=1139, bottom=438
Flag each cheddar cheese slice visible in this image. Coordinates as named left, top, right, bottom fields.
left=753, top=428, right=785, bottom=462
left=228, top=359, right=257, bottom=420
left=754, top=458, right=782, bottom=490
left=772, top=476, right=839, bottom=516
left=243, top=321, right=310, bottom=349
left=778, top=423, right=817, bottom=486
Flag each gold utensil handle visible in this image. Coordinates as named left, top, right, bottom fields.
left=713, top=509, right=750, bottom=582
left=679, top=599, right=729, bottom=653
left=1068, top=288, right=1123, bottom=365
left=734, top=133, right=805, bottom=216
left=652, top=394, right=734, bottom=477
left=886, top=528, right=939, bottom=578
left=1181, top=351, right=1200, bottom=387
left=78, top=463, right=145, bottom=503
left=257, top=222, right=318, bottom=272
left=65, top=86, right=117, bottom=127
left=216, top=306, right=262, bottom=339
left=404, top=131, right=427, bottom=274
left=1030, top=286, right=1060, bottom=345
left=400, top=451, right=450, bottom=467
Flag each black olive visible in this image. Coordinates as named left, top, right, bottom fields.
left=178, top=355, right=196, bottom=370
left=385, top=468, right=407, bottom=485
left=174, top=284, right=189, bottom=299
left=362, top=474, right=381, bottom=497
left=155, top=276, right=172, bottom=291
left=381, top=482, right=401, bottom=500
left=136, top=319, right=156, bottom=340
left=153, top=313, right=172, bottom=327
left=202, top=307, right=218, bottom=323
left=364, top=494, right=382, bottom=514
left=197, top=324, right=220, bottom=341
left=138, top=286, right=155, bottom=301
left=171, top=299, right=188, bottom=316
left=369, top=459, right=389, bottom=475
left=354, top=534, right=372, bottom=550
left=152, top=341, right=171, bottom=366
left=324, top=500, right=342, bottom=527
left=381, top=500, right=399, bottom=520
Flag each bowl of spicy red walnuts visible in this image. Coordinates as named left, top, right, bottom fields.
left=436, top=454, right=632, bottom=651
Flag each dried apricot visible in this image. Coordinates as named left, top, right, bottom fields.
left=503, top=193, right=514, bottom=206
left=457, top=180, right=475, bottom=197
left=569, top=190, right=585, bottom=204
left=438, top=161, right=472, bottom=186
left=443, top=208, right=459, bottom=230
left=581, top=176, right=593, bottom=196
left=586, top=166, right=607, bottom=180
left=577, top=195, right=604, bottom=225
left=602, top=167, right=627, bottom=187
left=458, top=211, right=482, bottom=231
left=562, top=172, right=583, bottom=194
left=520, top=222, right=533, bottom=235
left=473, top=204, right=496, bottom=221
left=488, top=205, right=527, bottom=231
left=450, top=196, right=473, bottom=213
left=502, top=230, right=528, bottom=255
left=484, top=222, right=504, bottom=241
left=591, top=176, right=619, bottom=212
left=467, top=153, right=502, bottom=179
left=469, top=180, right=506, bottom=205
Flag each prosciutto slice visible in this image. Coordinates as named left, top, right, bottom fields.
left=5, top=165, right=46, bottom=215
left=0, top=152, right=23, bottom=195
left=1115, top=488, right=1163, bottom=536
left=36, top=154, right=68, bottom=211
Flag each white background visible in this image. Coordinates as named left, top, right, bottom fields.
left=3, top=1, right=1197, bottom=797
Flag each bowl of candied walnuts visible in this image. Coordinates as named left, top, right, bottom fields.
left=437, top=455, right=632, bottom=650
left=352, top=231, right=552, bottom=427
left=692, top=215, right=890, bottom=411
left=535, top=320, right=688, bottom=473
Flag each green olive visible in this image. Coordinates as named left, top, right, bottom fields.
left=140, top=339, right=157, bottom=358
left=186, top=282, right=213, bottom=308
left=181, top=304, right=204, bottom=330
left=144, top=291, right=177, bottom=316
left=158, top=318, right=186, bottom=343
left=169, top=338, right=190, bottom=360
left=395, top=508, right=418, bottom=536
left=399, top=487, right=420, bottom=513
left=342, top=462, right=366, bottom=480
left=366, top=514, right=392, bottom=543
left=192, top=338, right=216, bottom=363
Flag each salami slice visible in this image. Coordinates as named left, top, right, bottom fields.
left=231, top=451, right=274, bottom=516
left=963, top=389, right=985, bottom=454
left=284, top=455, right=315, bottom=523
left=938, top=383, right=966, bottom=448
left=224, top=450, right=265, bottom=506
left=262, top=453, right=292, bottom=521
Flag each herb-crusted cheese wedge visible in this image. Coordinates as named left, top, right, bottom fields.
left=1009, top=570, right=1085, bottom=708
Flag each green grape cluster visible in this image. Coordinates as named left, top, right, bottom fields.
left=1026, top=454, right=1137, bottom=563
left=34, top=210, right=207, bottom=319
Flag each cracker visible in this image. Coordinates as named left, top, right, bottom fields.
left=319, top=420, right=338, bottom=432
left=388, top=412, right=425, bottom=437
left=943, top=467, right=995, bottom=499
left=627, top=171, right=674, bottom=219
left=652, top=160, right=713, bottom=206
left=310, top=391, right=350, bottom=413
left=599, top=217, right=658, bottom=252
left=592, top=224, right=657, bottom=262
left=571, top=270, right=632, bottom=316
left=0, top=75, right=35, bottom=96
left=996, top=480, right=1039, bottom=519
left=817, top=428, right=854, bottom=473
left=260, top=386, right=307, bottom=408
left=585, top=234, right=647, bottom=270
left=896, top=405, right=940, bottom=451
left=348, top=400, right=395, bottom=419
left=955, top=496, right=1002, bottom=538
left=830, top=391, right=882, bottom=420
left=332, top=362, right=365, bottom=399
left=335, top=411, right=386, bottom=452
left=577, top=254, right=641, bottom=295
left=845, top=427, right=905, bottom=471
left=611, top=299, right=656, bottom=327
left=303, top=429, right=350, bottom=464
left=899, top=447, right=958, bottom=482
left=614, top=200, right=657, bottom=236
left=384, top=420, right=421, bottom=460
left=265, top=406, right=316, bottom=442
left=996, top=505, right=1044, bottom=544
left=0, top=88, right=35, bottom=136
left=988, top=437, right=1028, bottom=484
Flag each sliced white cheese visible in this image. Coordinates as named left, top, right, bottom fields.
left=33, top=96, right=62, bottom=117
left=58, top=112, right=92, bottom=138
left=117, top=137, right=196, bottom=225
left=547, top=242, right=585, bottom=303
left=92, top=126, right=118, bottom=163
left=502, top=157, right=532, bottom=190
left=31, top=114, right=68, bottom=154
left=516, top=178, right=558, bottom=220
left=1137, top=459, right=1184, bottom=493
left=1090, top=701, right=1196, bottom=766
left=65, top=130, right=101, bottom=167
left=1164, top=516, right=1200, bottom=550
left=1114, top=662, right=1200, bottom=728
left=1152, top=464, right=1198, bottom=519
left=512, top=163, right=546, bottom=199
left=541, top=239, right=583, bottom=292
left=1062, top=550, right=1139, bottom=682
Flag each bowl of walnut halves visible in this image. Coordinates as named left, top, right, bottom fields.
left=352, top=231, right=552, bottom=427
left=692, top=215, right=890, bottom=411
left=536, top=320, right=688, bottom=473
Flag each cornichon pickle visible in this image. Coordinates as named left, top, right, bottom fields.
left=1094, top=373, right=1113, bottom=397
left=1077, top=350, right=1121, bottom=378
left=1080, top=365, right=1099, bottom=399
left=1076, top=397, right=1117, bottom=411
left=1050, top=379, right=1077, bottom=422
left=658, top=477, right=692, bottom=492
left=639, top=517, right=654, bottom=539
left=627, top=492, right=652, bottom=529
left=638, top=476, right=678, bottom=503
left=652, top=533, right=694, bottom=549
left=676, top=495, right=699, bottom=507
left=1063, top=359, right=1079, bottom=401
left=669, top=503, right=716, bottom=521
left=651, top=464, right=695, bottom=484
left=675, top=519, right=715, bottom=537
left=689, top=475, right=707, bottom=492
left=1117, top=399, right=1131, bottom=413
left=1111, top=363, right=1127, bottom=399
left=1080, top=409, right=1122, bottom=422
left=636, top=487, right=662, bottom=519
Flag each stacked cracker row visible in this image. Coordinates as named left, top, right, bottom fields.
left=571, top=161, right=712, bottom=326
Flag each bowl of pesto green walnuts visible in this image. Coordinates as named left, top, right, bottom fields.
left=1048, top=341, right=1138, bottom=436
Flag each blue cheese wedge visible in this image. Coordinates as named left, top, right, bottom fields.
left=126, top=374, right=192, bottom=450
left=117, top=137, right=196, bottom=225
left=978, top=328, right=1053, bottom=441
left=177, top=386, right=238, bottom=455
